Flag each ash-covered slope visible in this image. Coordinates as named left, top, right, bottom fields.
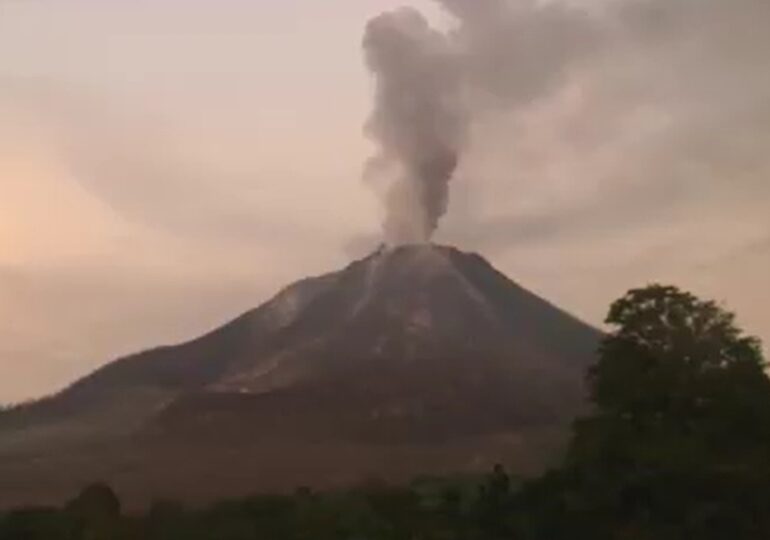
left=0, top=245, right=600, bottom=506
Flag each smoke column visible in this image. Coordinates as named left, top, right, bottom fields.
left=362, top=0, right=593, bottom=245
left=363, top=8, right=465, bottom=245
left=363, top=0, right=767, bottom=250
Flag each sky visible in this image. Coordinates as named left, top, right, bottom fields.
left=1, top=0, right=769, bottom=403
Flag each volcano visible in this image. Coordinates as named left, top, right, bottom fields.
left=0, top=245, right=600, bottom=507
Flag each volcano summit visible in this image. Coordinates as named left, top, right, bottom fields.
left=0, top=245, right=600, bottom=506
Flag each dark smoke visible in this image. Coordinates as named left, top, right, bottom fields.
left=362, top=0, right=599, bottom=245
left=363, top=0, right=770, bottom=249
left=363, top=8, right=465, bottom=245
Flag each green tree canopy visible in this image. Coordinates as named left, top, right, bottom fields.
left=538, top=284, right=770, bottom=539
left=593, top=285, right=766, bottom=409
left=573, top=285, right=770, bottom=463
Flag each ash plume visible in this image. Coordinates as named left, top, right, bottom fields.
left=360, top=0, right=770, bottom=264
left=362, top=0, right=599, bottom=245
left=363, top=8, right=465, bottom=245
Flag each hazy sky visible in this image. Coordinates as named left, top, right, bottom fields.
left=1, top=0, right=769, bottom=403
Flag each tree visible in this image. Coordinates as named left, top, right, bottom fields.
left=516, top=285, right=770, bottom=539
left=572, top=284, right=770, bottom=464
left=474, top=464, right=513, bottom=539
left=66, top=483, right=125, bottom=540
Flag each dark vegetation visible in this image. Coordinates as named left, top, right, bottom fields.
left=2, top=284, right=769, bottom=539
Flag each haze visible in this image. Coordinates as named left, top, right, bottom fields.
left=1, top=0, right=769, bottom=403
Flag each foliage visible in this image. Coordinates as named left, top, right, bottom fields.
left=513, top=284, right=770, bottom=539
left=0, top=472, right=510, bottom=540
left=576, top=284, right=770, bottom=468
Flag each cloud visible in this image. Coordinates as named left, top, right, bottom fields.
left=414, top=0, right=770, bottom=261
left=403, top=0, right=770, bottom=346
left=0, top=78, right=351, bottom=249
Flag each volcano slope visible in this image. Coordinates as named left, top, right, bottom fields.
left=0, top=245, right=600, bottom=507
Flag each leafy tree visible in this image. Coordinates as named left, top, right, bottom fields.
left=572, top=284, right=770, bottom=465
left=473, top=464, right=512, bottom=538
left=65, top=483, right=125, bottom=540
left=517, top=284, right=770, bottom=539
